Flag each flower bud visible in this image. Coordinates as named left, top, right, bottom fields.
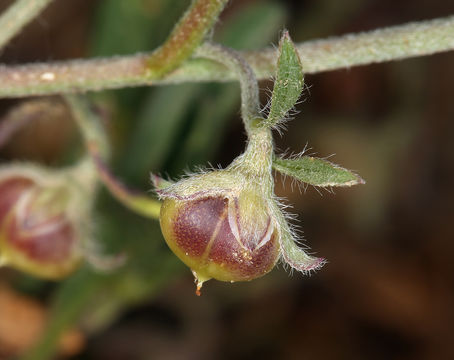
left=158, top=170, right=281, bottom=290
left=0, top=163, right=94, bottom=279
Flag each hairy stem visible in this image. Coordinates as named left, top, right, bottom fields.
left=0, top=15, right=453, bottom=98
left=196, top=42, right=261, bottom=135
left=195, top=45, right=275, bottom=179
left=0, top=0, right=227, bottom=97
left=146, top=0, right=229, bottom=78
left=250, top=14, right=454, bottom=76
left=0, top=0, right=54, bottom=50
left=196, top=43, right=274, bottom=179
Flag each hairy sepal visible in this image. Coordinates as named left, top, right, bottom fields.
left=267, top=199, right=325, bottom=273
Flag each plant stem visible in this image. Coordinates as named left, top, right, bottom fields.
left=90, top=150, right=161, bottom=219
left=0, top=15, right=453, bottom=98
left=249, top=14, right=454, bottom=76
left=196, top=42, right=261, bottom=135
left=64, top=95, right=110, bottom=160
left=195, top=44, right=274, bottom=179
left=0, top=0, right=227, bottom=96
left=146, top=0, right=229, bottom=78
left=0, top=0, right=55, bottom=50
left=65, top=95, right=162, bottom=220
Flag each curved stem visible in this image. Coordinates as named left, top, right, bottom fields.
left=64, top=95, right=110, bottom=160
left=0, top=0, right=55, bottom=50
left=89, top=151, right=161, bottom=219
left=64, top=95, right=161, bottom=220
left=0, top=15, right=453, bottom=98
left=196, top=42, right=261, bottom=135
left=196, top=43, right=275, bottom=180
left=196, top=45, right=274, bottom=178
left=0, top=99, right=66, bottom=148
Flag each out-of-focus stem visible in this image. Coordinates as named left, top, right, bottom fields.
left=0, top=15, right=453, bottom=98
left=89, top=151, right=161, bottom=219
left=0, top=99, right=66, bottom=148
left=65, top=95, right=161, bottom=220
left=64, top=95, right=109, bottom=160
left=0, top=0, right=55, bottom=50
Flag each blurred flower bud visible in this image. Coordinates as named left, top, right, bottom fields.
left=0, top=162, right=95, bottom=279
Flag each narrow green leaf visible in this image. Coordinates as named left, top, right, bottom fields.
left=265, top=31, right=304, bottom=128
left=273, top=156, right=365, bottom=187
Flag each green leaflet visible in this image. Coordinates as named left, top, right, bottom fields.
left=273, top=155, right=365, bottom=187
left=264, top=31, right=304, bottom=128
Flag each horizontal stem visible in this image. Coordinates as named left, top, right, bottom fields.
left=1, top=15, right=453, bottom=98
left=0, top=0, right=54, bottom=50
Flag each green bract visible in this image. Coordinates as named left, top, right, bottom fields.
left=264, top=31, right=304, bottom=129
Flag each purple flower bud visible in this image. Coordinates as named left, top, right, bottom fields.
left=156, top=152, right=327, bottom=293
left=158, top=170, right=283, bottom=292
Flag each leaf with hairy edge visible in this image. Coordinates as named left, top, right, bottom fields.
left=264, top=31, right=304, bottom=128
left=273, top=156, right=365, bottom=187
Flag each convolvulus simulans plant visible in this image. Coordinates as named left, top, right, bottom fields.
left=0, top=0, right=453, bottom=358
